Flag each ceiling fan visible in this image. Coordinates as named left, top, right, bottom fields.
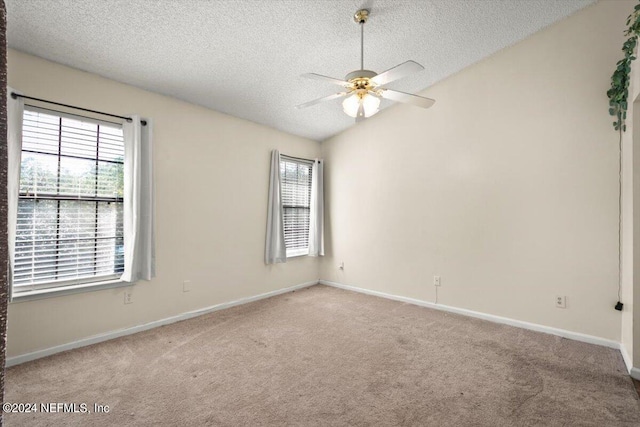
left=296, top=8, right=435, bottom=122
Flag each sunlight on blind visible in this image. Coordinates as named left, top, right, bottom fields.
left=15, top=109, right=125, bottom=291
left=280, top=158, right=312, bottom=255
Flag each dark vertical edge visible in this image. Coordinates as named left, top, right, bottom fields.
left=0, top=0, right=9, bottom=424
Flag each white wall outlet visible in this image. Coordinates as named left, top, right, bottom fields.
left=183, top=280, right=192, bottom=292
left=124, top=289, right=133, bottom=305
left=555, top=295, right=566, bottom=308
left=339, top=262, right=344, bottom=270
left=434, top=275, right=441, bottom=286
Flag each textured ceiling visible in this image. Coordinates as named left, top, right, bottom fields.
left=7, top=0, right=595, bottom=142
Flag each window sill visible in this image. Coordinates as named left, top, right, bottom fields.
left=11, top=278, right=130, bottom=303
left=287, top=248, right=309, bottom=258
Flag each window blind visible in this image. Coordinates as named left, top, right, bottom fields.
left=280, top=157, right=313, bottom=256
left=14, top=108, right=125, bottom=291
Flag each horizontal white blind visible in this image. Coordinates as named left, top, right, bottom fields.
left=280, top=157, right=312, bottom=255
left=15, top=108, right=125, bottom=291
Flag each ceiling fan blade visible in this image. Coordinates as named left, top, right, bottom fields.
left=296, top=92, right=348, bottom=109
left=356, top=103, right=365, bottom=122
left=379, top=89, right=435, bottom=109
left=301, top=73, right=352, bottom=88
left=370, top=60, right=424, bottom=87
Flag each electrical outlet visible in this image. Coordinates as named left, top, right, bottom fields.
left=124, top=289, right=133, bottom=305
left=555, top=295, right=566, bottom=309
left=433, top=275, right=441, bottom=286
left=183, top=280, right=192, bottom=292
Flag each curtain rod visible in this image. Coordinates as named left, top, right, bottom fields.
left=281, top=154, right=321, bottom=164
left=10, top=92, right=147, bottom=126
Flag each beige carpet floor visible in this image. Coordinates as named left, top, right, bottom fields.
left=4, top=285, right=640, bottom=426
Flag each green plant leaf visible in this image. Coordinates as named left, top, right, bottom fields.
left=607, top=8, right=640, bottom=132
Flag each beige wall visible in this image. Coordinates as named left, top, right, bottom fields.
left=632, top=64, right=640, bottom=367
left=7, top=0, right=636, bottom=360
left=620, top=69, right=634, bottom=365
left=620, top=50, right=640, bottom=367
left=321, top=0, right=633, bottom=342
left=7, top=49, right=321, bottom=357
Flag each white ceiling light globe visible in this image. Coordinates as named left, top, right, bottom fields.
left=342, top=94, right=360, bottom=118
left=342, top=92, right=380, bottom=118
left=362, top=93, right=380, bottom=117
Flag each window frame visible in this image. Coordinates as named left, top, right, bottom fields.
left=12, top=106, right=128, bottom=301
left=280, top=154, right=314, bottom=259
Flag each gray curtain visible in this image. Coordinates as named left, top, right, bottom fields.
left=121, top=116, right=156, bottom=282
left=265, top=150, right=286, bottom=264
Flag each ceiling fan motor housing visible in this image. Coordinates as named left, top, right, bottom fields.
left=345, top=69, right=378, bottom=90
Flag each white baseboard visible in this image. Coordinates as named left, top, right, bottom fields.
left=7, top=280, right=318, bottom=367
left=620, top=344, right=633, bottom=374
left=630, top=367, right=640, bottom=380
left=319, top=280, right=620, bottom=350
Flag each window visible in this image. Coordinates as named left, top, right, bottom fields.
left=14, top=107, right=125, bottom=293
left=280, top=156, right=313, bottom=257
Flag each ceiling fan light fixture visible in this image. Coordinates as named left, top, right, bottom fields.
left=342, top=91, right=380, bottom=118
